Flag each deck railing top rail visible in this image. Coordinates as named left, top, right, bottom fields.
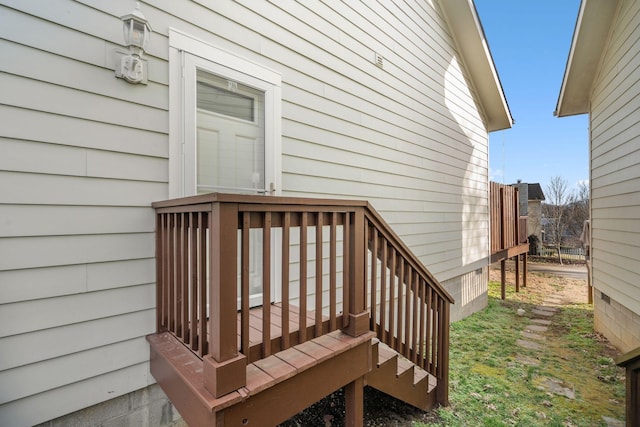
left=152, top=192, right=369, bottom=210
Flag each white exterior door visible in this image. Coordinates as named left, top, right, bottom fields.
left=169, top=30, right=283, bottom=308
left=195, top=70, right=267, bottom=306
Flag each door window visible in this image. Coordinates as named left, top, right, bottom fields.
left=168, top=29, right=281, bottom=198
left=196, top=70, right=266, bottom=194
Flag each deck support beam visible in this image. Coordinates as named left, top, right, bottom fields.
left=515, top=254, right=520, bottom=292
left=345, top=376, right=364, bottom=427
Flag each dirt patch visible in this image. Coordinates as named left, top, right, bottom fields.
left=278, top=387, right=439, bottom=427
left=489, top=263, right=588, bottom=305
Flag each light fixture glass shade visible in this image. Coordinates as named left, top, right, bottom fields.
left=121, top=4, right=151, bottom=53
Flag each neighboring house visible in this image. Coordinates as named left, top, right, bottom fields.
left=512, top=181, right=545, bottom=246
left=0, top=1, right=512, bottom=425
left=556, top=0, right=640, bottom=353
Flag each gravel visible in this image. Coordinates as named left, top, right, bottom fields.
left=279, top=386, right=439, bottom=427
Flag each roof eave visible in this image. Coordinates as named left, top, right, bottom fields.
left=555, top=0, right=620, bottom=117
left=438, top=0, right=513, bottom=132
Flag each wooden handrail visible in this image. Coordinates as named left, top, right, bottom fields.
left=153, top=193, right=452, bottom=403
left=363, top=203, right=452, bottom=404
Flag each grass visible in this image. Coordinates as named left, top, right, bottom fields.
left=418, top=280, right=626, bottom=427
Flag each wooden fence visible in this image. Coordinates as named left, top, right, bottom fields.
left=490, top=182, right=529, bottom=298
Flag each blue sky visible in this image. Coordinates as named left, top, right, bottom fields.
left=474, top=0, right=589, bottom=193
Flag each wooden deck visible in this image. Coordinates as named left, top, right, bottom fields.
left=490, top=182, right=529, bottom=298
left=241, top=303, right=338, bottom=363
left=149, top=327, right=438, bottom=426
left=149, top=330, right=376, bottom=426
left=149, top=193, right=452, bottom=426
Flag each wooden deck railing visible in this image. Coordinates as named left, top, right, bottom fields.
left=152, top=193, right=453, bottom=402
left=364, top=208, right=453, bottom=404
left=490, top=182, right=529, bottom=298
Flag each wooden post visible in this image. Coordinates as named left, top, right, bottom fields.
left=515, top=255, right=520, bottom=293
left=500, top=188, right=507, bottom=251
left=586, top=249, right=593, bottom=304
left=523, top=252, right=527, bottom=287
left=615, top=347, right=640, bottom=427
left=500, top=259, right=506, bottom=300
left=627, top=364, right=639, bottom=427
left=343, top=207, right=370, bottom=337
left=203, top=202, right=247, bottom=398
left=155, top=213, right=164, bottom=333
left=345, top=376, right=364, bottom=427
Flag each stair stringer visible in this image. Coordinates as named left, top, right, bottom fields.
left=365, top=340, right=437, bottom=411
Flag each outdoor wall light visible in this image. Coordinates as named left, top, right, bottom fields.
left=115, top=2, right=151, bottom=84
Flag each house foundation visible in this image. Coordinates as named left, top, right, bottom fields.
left=33, top=384, right=185, bottom=427
left=443, top=267, right=489, bottom=322
left=594, top=289, right=640, bottom=353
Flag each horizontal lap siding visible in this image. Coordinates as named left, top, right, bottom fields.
left=1, top=0, right=490, bottom=424
left=244, top=0, right=489, bottom=278
left=590, top=0, right=640, bottom=316
left=0, top=1, right=167, bottom=424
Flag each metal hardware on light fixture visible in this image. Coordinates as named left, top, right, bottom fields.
left=116, top=2, right=151, bottom=84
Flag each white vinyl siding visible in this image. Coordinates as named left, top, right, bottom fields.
left=233, top=0, right=488, bottom=278
left=0, top=1, right=166, bottom=424
left=0, top=0, right=491, bottom=424
left=589, top=0, right=640, bottom=316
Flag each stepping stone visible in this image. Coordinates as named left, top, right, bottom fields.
left=602, top=416, right=625, bottom=427
left=516, top=354, right=540, bottom=366
left=541, top=303, right=562, bottom=308
left=532, top=309, right=554, bottom=317
left=531, top=319, right=552, bottom=326
left=537, top=377, right=575, bottom=399
left=526, top=324, right=548, bottom=333
left=517, top=339, right=543, bottom=350
left=535, top=305, right=559, bottom=313
left=521, top=331, right=545, bottom=341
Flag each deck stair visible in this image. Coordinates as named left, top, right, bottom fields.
left=366, top=339, right=437, bottom=410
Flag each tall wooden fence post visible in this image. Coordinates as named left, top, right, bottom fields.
left=343, top=207, right=370, bottom=337
left=203, top=201, right=247, bottom=398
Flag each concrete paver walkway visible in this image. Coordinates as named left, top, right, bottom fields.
left=516, top=295, right=576, bottom=400
left=514, top=291, right=624, bottom=427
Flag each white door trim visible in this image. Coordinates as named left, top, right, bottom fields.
left=169, top=28, right=282, bottom=198
left=168, top=29, right=283, bottom=306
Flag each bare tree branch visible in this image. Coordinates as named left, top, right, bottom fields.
left=542, top=177, right=590, bottom=264
left=543, top=176, right=570, bottom=264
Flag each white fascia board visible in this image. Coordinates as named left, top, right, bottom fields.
left=555, top=0, right=620, bottom=117
left=438, top=0, right=513, bottom=132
